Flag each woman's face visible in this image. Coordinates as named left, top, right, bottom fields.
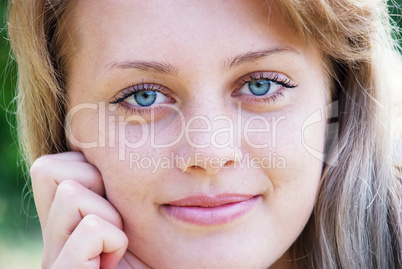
left=66, top=0, right=328, bottom=268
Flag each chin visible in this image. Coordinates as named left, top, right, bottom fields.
left=128, top=222, right=289, bottom=269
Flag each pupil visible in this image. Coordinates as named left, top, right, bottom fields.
left=249, top=79, right=271, bottom=96
left=134, top=91, right=157, bottom=107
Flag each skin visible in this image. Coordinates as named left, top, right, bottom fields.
left=31, top=0, right=328, bottom=268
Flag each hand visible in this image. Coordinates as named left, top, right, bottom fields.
left=30, top=152, right=128, bottom=269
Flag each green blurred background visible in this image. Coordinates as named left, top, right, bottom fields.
left=0, top=1, right=401, bottom=268
left=0, top=0, right=42, bottom=268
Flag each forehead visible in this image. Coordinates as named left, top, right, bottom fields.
left=69, top=0, right=305, bottom=71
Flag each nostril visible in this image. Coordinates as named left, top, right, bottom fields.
left=186, top=165, right=204, bottom=172
left=192, top=165, right=201, bottom=169
left=223, top=160, right=234, bottom=167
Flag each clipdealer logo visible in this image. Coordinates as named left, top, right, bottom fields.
left=128, top=152, right=286, bottom=173
left=64, top=101, right=338, bottom=166
left=65, top=102, right=287, bottom=160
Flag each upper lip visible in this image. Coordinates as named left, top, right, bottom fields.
left=165, top=193, right=257, bottom=207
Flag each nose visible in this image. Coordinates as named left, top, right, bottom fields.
left=174, top=98, right=243, bottom=176
left=176, top=145, right=243, bottom=176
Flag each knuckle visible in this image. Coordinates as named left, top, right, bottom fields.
left=81, top=214, right=105, bottom=233
left=30, top=155, right=54, bottom=181
left=82, top=164, right=102, bottom=184
left=120, top=231, right=129, bottom=246
left=87, top=165, right=102, bottom=180
left=55, top=180, right=81, bottom=200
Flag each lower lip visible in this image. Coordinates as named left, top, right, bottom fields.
left=161, top=196, right=261, bottom=225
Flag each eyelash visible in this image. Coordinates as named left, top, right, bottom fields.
left=232, top=72, right=297, bottom=104
left=238, top=72, right=297, bottom=88
left=109, top=72, right=298, bottom=114
left=109, top=83, right=172, bottom=115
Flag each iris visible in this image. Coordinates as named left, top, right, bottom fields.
left=248, top=79, right=271, bottom=96
left=134, top=91, right=157, bottom=106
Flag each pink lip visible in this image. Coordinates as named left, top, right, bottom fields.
left=161, top=194, right=260, bottom=225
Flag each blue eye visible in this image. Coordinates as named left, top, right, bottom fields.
left=134, top=91, right=157, bottom=106
left=239, top=78, right=283, bottom=97
left=248, top=80, right=272, bottom=96
left=124, top=90, right=168, bottom=107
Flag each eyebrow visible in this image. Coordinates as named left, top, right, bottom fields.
left=224, top=47, right=301, bottom=70
left=105, top=60, right=179, bottom=76
left=105, top=47, right=300, bottom=75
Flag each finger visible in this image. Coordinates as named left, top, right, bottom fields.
left=31, top=153, right=104, bottom=199
left=119, top=252, right=153, bottom=269
left=52, top=214, right=128, bottom=269
left=30, top=154, right=105, bottom=226
left=42, top=180, right=123, bottom=266
left=45, top=151, right=88, bottom=162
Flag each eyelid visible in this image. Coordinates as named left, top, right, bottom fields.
left=235, top=71, right=298, bottom=89
left=109, top=82, right=173, bottom=105
left=231, top=71, right=296, bottom=107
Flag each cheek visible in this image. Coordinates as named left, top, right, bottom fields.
left=66, top=106, right=160, bottom=207
left=244, top=100, right=326, bottom=222
left=76, top=114, right=179, bottom=212
left=245, top=107, right=326, bottom=175
left=66, top=105, right=101, bottom=150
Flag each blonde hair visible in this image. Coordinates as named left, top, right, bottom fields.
left=8, top=0, right=402, bottom=268
left=274, top=1, right=402, bottom=268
